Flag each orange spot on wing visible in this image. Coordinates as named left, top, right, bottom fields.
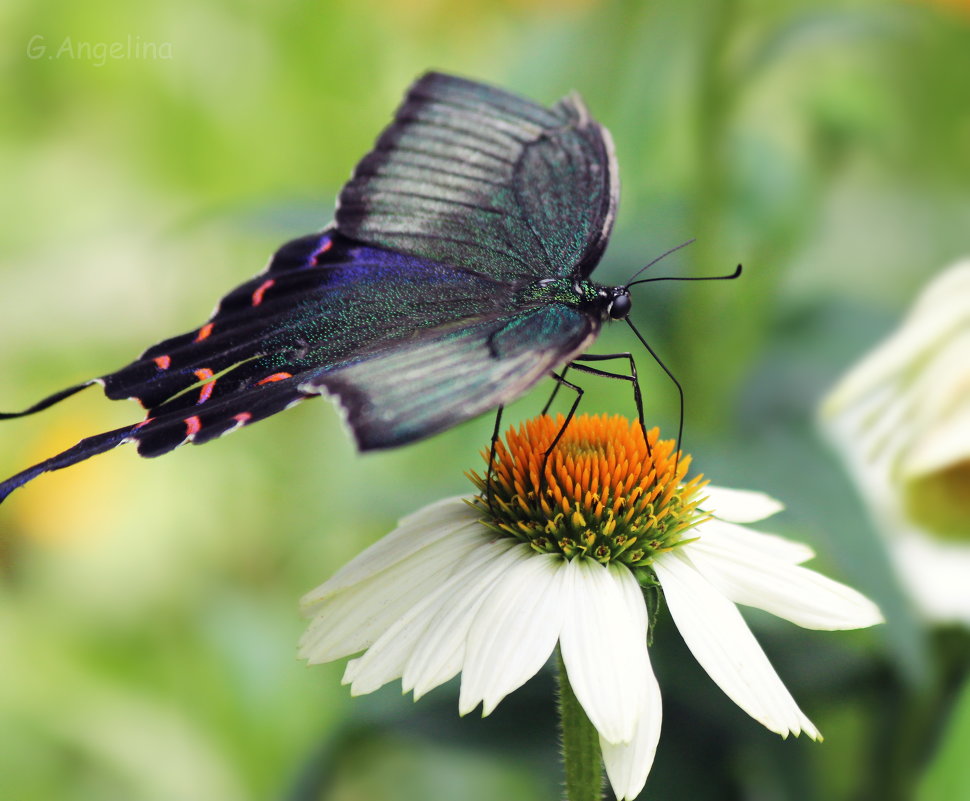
left=234, top=412, right=252, bottom=424
left=185, top=416, right=202, bottom=437
left=251, top=278, right=275, bottom=306
left=256, top=372, right=293, bottom=385
left=312, top=239, right=333, bottom=263
left=194, top=368, right=215, bottom=404
left=134, top=417, right=154, bottom=429
left=195, top=323, right=214, bottom=342
left=153, top=355, right=171, bottom=370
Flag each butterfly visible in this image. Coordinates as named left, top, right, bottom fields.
left=1, top=71, right=726, bottom=504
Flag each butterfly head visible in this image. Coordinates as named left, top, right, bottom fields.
left=603, top=286, right=632, bottom=320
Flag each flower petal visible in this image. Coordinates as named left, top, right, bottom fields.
left=683, top=533, right=883, bottom=630
left=703, top=486, right=785, bottom=523
left=695, top=518, right=815, bottom=565
left=301, top=497, right=479, bottom=605
left=822, top=261, right=970, bottom=421
left=403, top=542, right=531, bottom=701
left=459, top=552, right=566, bottom=716
left=298, top=522, right=487, bottom=662
left=906, top=381, right=970, bottom=477
left=654, top=550, right=820, bottom=739
left=600, top=646, right=662, bottom=801
left=343, top=538, right=516, bottom=695
left=893, top=534, right=970, bottom=624
left=559, top=560, right=649, bottom=744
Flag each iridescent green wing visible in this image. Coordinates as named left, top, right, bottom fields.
left=304, top=302, right=598, bottom=450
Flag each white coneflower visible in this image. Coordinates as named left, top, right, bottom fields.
left=822, top=259, right=970, bottom=622
left=300, top=415, right=882, bottom=800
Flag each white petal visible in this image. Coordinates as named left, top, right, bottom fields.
left=703, top=486, right=785, bottom=523
left=683, top=535, right=883, bottom=630
left=695, top=518, right=815, bottom=565
left=301, top=497, right=479, bottom=605
left=601, top=647, right=662, bottom=801
left=459, top=551, right=566, bottom=716
left=893, top=534, right=970, bottom=625
left=559, top=560, right=649, bottom=744
left=822, top=261, right=970, bottom=418
left=908, top=259, right=970, bottom=321
left=403, top=542, right=528, bottom=700
left=342, top=586, right=455, bottom=695
left=343, top=539, right=514, bottom=694
left=906, top=388, right=970, bottom=477
left=298, top=523, right=486, bottom=662
left=654, top=550, right=820, bottom=739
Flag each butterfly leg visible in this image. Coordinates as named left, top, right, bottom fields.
left=542, top=352, right=640, bottom=420
left=538, top=371, right=585, bottom=495
left=572, top=352, right=646, bottom=447
left=540, top=364, right=570, bottom=416
left=541, top=353, right=655, bottom=494
left=545, top=353, right=649, bottom=452
left=485, top=404, right=504, bottom=516
left=622, top=318, right=686, bottom=472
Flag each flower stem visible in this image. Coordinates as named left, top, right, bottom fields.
left=557, top=648, right=604, bottom=801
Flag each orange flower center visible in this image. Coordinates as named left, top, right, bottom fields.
left=469, top=414, right=708, bottom=566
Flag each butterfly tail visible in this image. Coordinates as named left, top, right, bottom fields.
left=0, top=380, right=99, bottom=420
left=0, top=424, right=138, bottom=503
left=0, top=375, right=315, bottom=504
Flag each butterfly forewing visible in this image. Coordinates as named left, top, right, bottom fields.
left=335, top=72, right=619, bottom=283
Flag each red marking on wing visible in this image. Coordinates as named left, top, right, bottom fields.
left=134, top=417, right=154, bottom=429
left=194, top=368, right=215, bottom=404
left=251, top=278, right=275, bottom=307
left=154, top=355, right=171, bottom=370
left=256, top=372, right=293, bottom=385
left=312, top=239, right=333, bottom=264
left=195, top=323, right=214, bottom=342
left=234, top=412, right=252, bottom=424
left=185, top=415, right=202, bottom=437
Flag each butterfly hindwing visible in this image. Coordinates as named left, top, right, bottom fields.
left=308, top=303, right=598, bottom=450
left=108, top=231, right=516, bottom=431
left=0, top=376, right=311, bottom=502
left=0, top=232, right=521, bottom=498
left=100, top=231, right=339, bottom=407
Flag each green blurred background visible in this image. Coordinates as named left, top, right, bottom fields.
left=1, top=0, right=968, bottom=799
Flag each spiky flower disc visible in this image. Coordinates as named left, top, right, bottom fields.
left=469, top=414, right=708, bottom=567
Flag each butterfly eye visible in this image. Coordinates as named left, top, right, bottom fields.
left=609, top=291, right=631, bottom=319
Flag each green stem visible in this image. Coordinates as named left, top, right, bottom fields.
left=557, top=648, right=604, bottom=801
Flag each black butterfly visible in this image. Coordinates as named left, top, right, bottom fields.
left=0, top=72, right=734, bottom=503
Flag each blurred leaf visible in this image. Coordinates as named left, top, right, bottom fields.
left=916, top=672, right=970, bottom=801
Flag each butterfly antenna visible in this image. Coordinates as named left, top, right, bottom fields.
left=623, top=318, right=685, bottom=478
left=628, top=263, right=742, bottom=289
left=623, top=239, right=696, bottom=287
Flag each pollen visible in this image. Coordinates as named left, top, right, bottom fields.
left=468, top=414, right=709, bottom=566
